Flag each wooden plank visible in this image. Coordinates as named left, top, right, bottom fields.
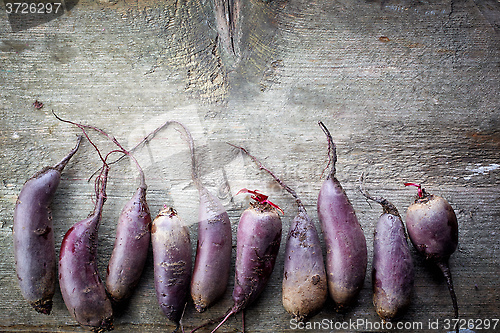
left=0, top=0, right=499, bottom=331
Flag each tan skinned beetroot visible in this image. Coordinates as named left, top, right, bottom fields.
left=151, top=207, right=192, bottom=327
left=404, top=183, right=459, bottom=326
left=13, top=136, right=82, bottom=314
left=230, top=144, right=327, bottom=321
left=316, top=122, right=367, bottom=309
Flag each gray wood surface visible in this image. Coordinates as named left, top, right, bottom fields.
left=1, top=0, right=499, bottom=332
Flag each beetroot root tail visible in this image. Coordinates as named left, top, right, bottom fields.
left=436, top=260, right=459, bottom=327
left=210, top=308, right=236, bottom=333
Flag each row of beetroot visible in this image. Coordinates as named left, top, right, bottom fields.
left=13, top=118, right=458, bottom=332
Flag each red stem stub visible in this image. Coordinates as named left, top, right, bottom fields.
left=404, top=183, right=424, bottom=198
left=237, top=189, right=283, bottom=214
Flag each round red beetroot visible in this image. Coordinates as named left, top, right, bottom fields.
left=405, top=183, right=459, bottom=323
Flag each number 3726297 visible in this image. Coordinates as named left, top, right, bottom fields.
left=5, top=2, right=63, bottom=14
left=443, top=318, right=499, bottom=330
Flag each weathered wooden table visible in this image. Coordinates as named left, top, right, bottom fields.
left=1, top=0, right=499, bottom=332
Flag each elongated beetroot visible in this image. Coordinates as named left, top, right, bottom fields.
left=59, top=165, right=113, bottom=332
left=211, top=190, right=282, bottom=332
left=405, top=183, right=459, bottom=323
left=13, top=135, right=82, bottom=314
left=172, top=124, right=232, bottom=313
left=359, top=178, right=414, bottom=321
left=316, top=121, right=367, bottom=309
left=191, top=186, right=231, bottom=312
left=230, top=144, right=327, bottom=321
left=121, top=118, right=232, bottom=312
left=105, top=170, right=151, bottom=303
left=151, top=206, right=192, bottom=326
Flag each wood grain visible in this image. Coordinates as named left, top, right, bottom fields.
left=0, top=0, right=499, bottom=331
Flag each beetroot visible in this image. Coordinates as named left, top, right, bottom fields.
left=211, top=189, right=282, bottom=332
left=59, top=165, right=113, bottom=332
left=151, top=206, right=192, bottom=326
left=166, top=122, right=233, bottom=313
left=405, top=183, right=459, bottom=322
left=360, top=177, right=414, bottom=321
left=316, top=121, right=367, bottom=309
left=116, top=119, right=233, bottom=312
left=52, top=112, right=153, bottom=303
left=190, top=184, right=232, bottom=312
left=123, top=119, right=233, bottom=313
left=13, top=135, right=82, bottom=314
left=105, top=167, right=151, bottom=303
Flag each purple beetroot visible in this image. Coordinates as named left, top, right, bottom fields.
left=175, top=124, right=232, bottom=313
left=123, top=119, right=233, bottom=313
left=359, top=177, right=414, bottom=321
left=13, top=135, right=82, bottom=314
left=211, top=189, right=282, bottom=332
left=105, top=159, right=151, bottom=303
left=59, top=165, right=113, bottom=332
left=122, top=119, right=232, bottom=313
left=405, top=183, right=459, bottom=322
left=317, top=121, right=367, bottom=309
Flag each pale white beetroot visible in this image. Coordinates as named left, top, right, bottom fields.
left=405, top=183, right=459, bottom=324
left=151, top=206, right=192, bottom=326
left=13, top=135, right=82, bottom=314
left=230, top=144, right=327, bottom=321
left=359, top=177, right=414, bottom=321
left=317, top=121, right=367, bottom=309
left=59, top=165, right=113, bottom=332
left=211, top=190, right=282, bottom=333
